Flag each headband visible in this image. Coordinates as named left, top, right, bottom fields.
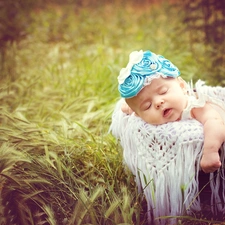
left=118, top=50, right=180, bottom=98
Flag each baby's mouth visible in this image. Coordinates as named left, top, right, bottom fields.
left=163, top=108, right=172, bottom=117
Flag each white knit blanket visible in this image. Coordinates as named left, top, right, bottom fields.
left=110, top=97, right=225, bottom=225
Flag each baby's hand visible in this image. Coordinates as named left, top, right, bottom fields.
left=121, top=102, right=134, bottom=115
left=200, top=152, right=221, bottom=173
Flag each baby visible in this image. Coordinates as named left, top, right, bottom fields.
left=118, top=50, right=225, bottom=173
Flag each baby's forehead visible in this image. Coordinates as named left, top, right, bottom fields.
left=128, top=78, right=173, bottom=99
left=126, top=77, right=177, bottom=102
left=144, top=77, right=173, bottom=90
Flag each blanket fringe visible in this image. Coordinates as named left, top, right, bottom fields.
left=110, top=99, right=225, bottom=225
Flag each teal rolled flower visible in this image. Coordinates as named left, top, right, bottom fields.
left=131, top=51, right=161, bottom=76
left=119, top=73, right=145, bottom=98
left=118, top=50, right=180, bottom=98
left=157, top=55, right=180, bottom=77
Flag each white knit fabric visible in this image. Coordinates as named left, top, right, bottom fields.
left=110, top=81, right=225, bottom=225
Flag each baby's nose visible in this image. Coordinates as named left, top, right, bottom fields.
left=155, top=99, right=164, bottom=108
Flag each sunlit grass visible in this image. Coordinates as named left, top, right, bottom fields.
left=0, top=1, right=224, bottom=224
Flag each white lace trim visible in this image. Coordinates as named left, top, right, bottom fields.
left=182, top=80, right=225, bottom=120
left=143, top=72, right=168, bottom=87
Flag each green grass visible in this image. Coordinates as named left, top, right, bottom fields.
left=0, top=1, right=224, bottom=224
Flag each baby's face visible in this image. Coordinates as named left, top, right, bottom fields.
left=126, top=77, right=188, bottom=125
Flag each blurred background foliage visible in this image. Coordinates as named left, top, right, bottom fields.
left=176, top=0, right=225, bottom=85
left=0, top=0, right=225, bottom=224
left=0, top=0, right=225, bottom=84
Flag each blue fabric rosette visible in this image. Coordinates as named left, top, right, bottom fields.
left=118, top=50, right=180, bottom=98
left=118, top=73, right=145, bottom=99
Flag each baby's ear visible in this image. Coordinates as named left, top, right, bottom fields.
left=121, top=102, right=134, bottom=115
left=177, top=77, right=187, bottom=89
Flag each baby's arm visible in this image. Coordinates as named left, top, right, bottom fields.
left=192, top=103, right=225, bottom=173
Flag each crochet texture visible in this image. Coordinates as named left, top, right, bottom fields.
left=110, top=81, right=225, bottom=225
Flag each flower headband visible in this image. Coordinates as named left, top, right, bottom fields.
left=118, top=50, right=180, bottom=98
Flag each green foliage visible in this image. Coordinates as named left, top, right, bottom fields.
left=0, top=1, right=225, bottom=224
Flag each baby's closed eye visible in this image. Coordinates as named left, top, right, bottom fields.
left=142, top=102, right=151, bottom=110
left=159, top=87, right=168, bottom=94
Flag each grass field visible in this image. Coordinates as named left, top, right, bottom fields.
left=0, top=1, right=224, bottom=224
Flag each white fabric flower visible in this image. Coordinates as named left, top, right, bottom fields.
left=117, top=50, right=143, bottom=84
